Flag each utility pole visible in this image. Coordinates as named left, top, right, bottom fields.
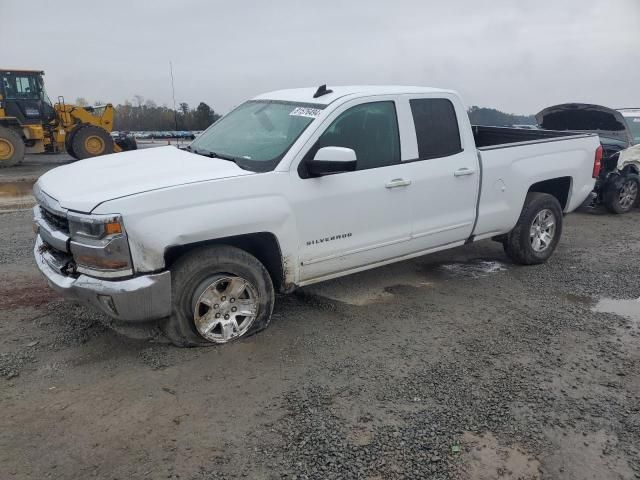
left=169, top=61, right=179, bottom=132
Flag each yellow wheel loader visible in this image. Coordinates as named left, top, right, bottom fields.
left=0, top=69, right=135, bottom=168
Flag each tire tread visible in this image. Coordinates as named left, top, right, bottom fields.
left=504, top=192, right=563, bottom=265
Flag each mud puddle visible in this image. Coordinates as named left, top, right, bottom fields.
left=308, top=258, right=507, bottom=306
left=306, top=267, right=435, bottom=306
left=593, top=297, right=640, bottom=324
left=0, top=180, right=36, bottom=211
left=431, top=259, right=507, bottom=279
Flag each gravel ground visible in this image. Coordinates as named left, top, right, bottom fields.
left=0, top=205, right=639, bottom=480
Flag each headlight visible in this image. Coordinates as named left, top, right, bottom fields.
left=68, top=214, right=123, bottom=239
left=67, top=212, right=133, bottom=278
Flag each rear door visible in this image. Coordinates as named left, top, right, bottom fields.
left=400, top=95, right=479, bottom=249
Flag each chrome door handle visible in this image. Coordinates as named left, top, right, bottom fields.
left=385, top=178, right=412, bottom=188
left=454, top=168, right=476, bottom=177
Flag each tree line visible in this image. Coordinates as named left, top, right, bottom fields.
left=77, top=97, right=536, bottom=131
left=76, top=96, right=221, bottom=131
left=467, top=106, right=536, bottom=126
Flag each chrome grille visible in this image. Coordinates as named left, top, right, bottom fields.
left=40, top=206, right=69, bottom=233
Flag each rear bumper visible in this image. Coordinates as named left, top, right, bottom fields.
left=34, top=236, right=172, bottom=322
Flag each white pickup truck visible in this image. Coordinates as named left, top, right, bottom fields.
left=33, top=85, right=601, bottom=346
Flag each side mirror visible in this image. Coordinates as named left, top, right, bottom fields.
left=307, top=146, right=357, bottom=177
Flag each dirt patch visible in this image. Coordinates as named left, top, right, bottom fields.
left=35, top=301, right=110, bottom=347
left=346, top=425, right=376, bottom=446
left=0, top=279, right=60, bottom=310
left=0, top=180, right=36, bottom=212
left=458, top=432, right=541, bottom=480
left=542, top=429, right=635, bottom=479
left=0, top=350, right=36, bottom=379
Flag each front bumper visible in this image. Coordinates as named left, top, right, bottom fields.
left=34, top=236, right=172, bottom=322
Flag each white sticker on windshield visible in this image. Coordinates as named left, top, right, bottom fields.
left=290, top=107, right=322, bottom=118
left=633, top=118, right=640, bottom=123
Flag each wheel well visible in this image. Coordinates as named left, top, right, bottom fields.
left=164, top=232, right=286, bottom=292
left=622, top=164, right=640, bottom=175
left=528, top=177, right=571, bottom=210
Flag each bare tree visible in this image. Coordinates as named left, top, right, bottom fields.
left=133, top=95, right=144, bottom=108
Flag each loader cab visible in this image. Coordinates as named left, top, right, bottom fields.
left=0, top=69, right=56, bottom=125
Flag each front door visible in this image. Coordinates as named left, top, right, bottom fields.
left=290, top=99, right=413, bottom=283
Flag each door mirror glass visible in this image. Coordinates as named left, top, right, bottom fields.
left=307, top=146, right=357, bottom=176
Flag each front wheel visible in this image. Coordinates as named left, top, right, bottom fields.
left=603, top=173, right=639, bottom=214
left=160, top=245, right=275, bottom=347
left=503, top=192, right=563, bottom=265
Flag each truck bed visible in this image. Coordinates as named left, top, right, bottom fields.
left=472, top=125, right=587, bottom=149
left=472, top=127, right=599, bottom=241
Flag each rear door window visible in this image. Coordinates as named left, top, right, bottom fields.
left=409, top=98, right=462, bottom=160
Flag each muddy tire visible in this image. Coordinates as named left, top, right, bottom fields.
left=603, top=173, right=639, bottom=214
left=0, top=126, right=25, bottom=168
left=160, top=245, right=275, bottom=347
left=503, top=192, right=563, bottom=265
left=71, top=125, right=114, bottom=160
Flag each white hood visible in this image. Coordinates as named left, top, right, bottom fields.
left=36, top=146, right=254, bottom=212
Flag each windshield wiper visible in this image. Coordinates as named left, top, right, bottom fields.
left=209, top=151, right=238, bottom=162
left=186, top=147, right=255, bottom=171
left=191, top=148, right=237, bottom=162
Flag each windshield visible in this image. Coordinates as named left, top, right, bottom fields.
left=190, top=100, right=325, bottom=172
left=625, top=116, right=640, bottom=145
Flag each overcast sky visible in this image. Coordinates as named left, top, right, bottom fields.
left=4, top=0, right=638, bottom=115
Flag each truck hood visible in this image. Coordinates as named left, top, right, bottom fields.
left=36, top=146, right=255, bottom=212
left=536, top=103, right=634, bottom=147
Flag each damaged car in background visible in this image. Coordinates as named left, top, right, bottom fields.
left=537, top=103, right=640, bottom=213
left=619, top=107, right=640, bottom=145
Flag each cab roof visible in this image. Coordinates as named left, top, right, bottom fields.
left=253, top=85, right=454, bottom=105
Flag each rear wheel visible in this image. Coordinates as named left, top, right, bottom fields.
left=70, top=125, right=114, bottom=159
left=0, top=126, right=25, bottom=168
left=160, top=245, right=275, bottom=347
left=503, top=192, right=563, bottom=265
left=603, top=173, right=639, bottom=214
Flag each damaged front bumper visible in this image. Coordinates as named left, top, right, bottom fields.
left=34, top=236, right=172, bottom=322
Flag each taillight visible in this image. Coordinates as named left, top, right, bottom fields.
left=593, top=145, right=603, bottom=178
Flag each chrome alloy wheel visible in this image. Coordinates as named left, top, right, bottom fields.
left=530, top=209, right=556, bottom=253
left=619, top=179, right=638, bottom=210
left=193, top=275, right=259, bottom=343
